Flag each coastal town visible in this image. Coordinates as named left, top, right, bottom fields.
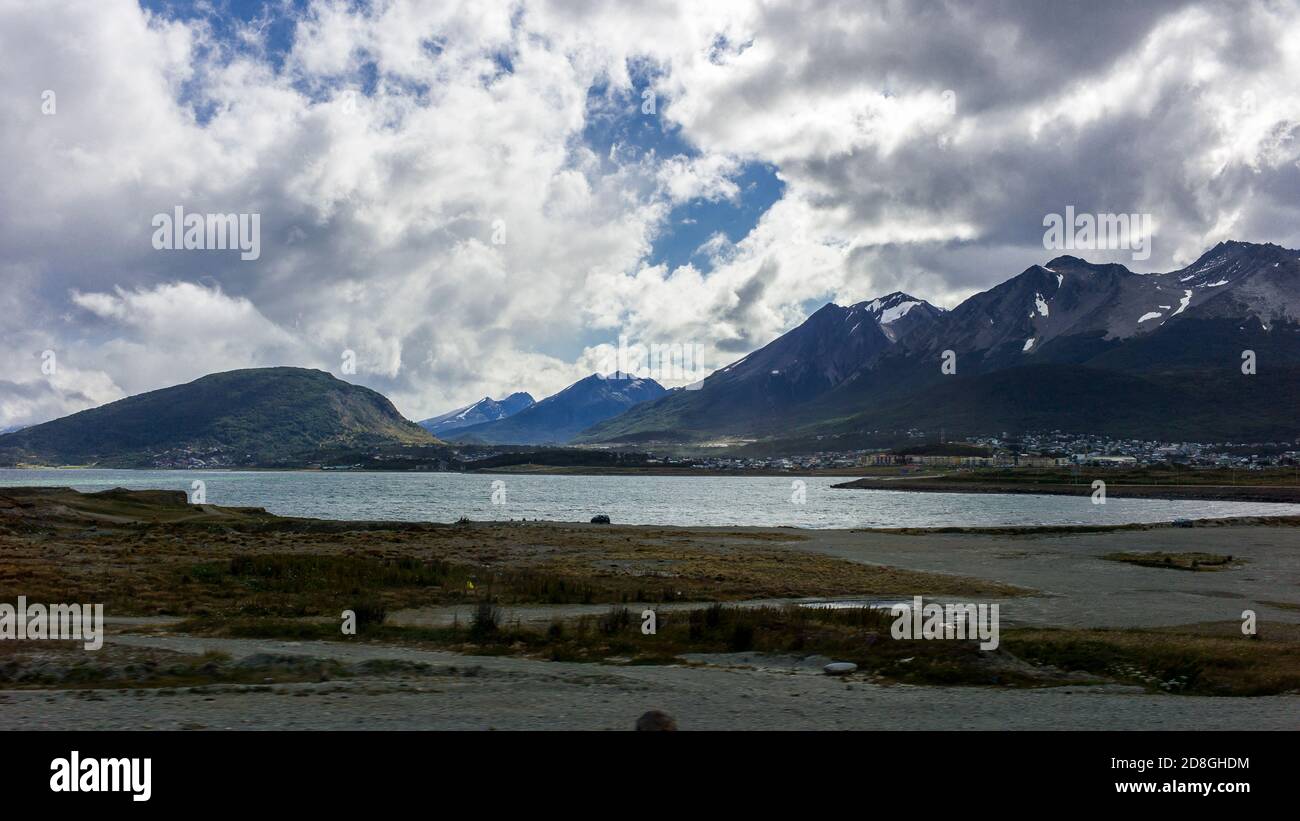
left=638, top=433, right=1300, bottom=474
left=129, top=431, right=1300, bottom=474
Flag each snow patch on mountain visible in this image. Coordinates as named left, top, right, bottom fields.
left=879, top=300, right=920, bottom=324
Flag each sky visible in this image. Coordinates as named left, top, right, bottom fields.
left=2, top=0, right=1299, bottom=427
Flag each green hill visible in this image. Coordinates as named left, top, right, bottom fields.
left=0, top=367, right=438, bottom=467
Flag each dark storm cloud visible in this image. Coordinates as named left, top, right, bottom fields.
left=679, top=0, right=1300, bottom=310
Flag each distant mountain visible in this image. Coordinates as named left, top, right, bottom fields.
left=895, top=241, right=1300, bottom=371
left=419, top=392, right=534, bottom=434
left=576, top=292, right=947, bottom=442
left=580, top=241, right=1300, bottom=443
left=445, top=373, right=666, bottom=445
left=0, top=367, right=438, bottom=467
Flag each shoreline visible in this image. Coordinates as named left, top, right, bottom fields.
left=6, top=462, right=1300, bottom=506
left=0, top=463, right=872, bottom=478
left=831, top=476, right=1300, bottom=504
left=3, top=472, right=1300, bottom=532
left=6, top=462, right=1300, bottom=505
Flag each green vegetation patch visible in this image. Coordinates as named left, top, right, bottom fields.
left=177, top=604, right=1070, bottom=689
left=0, top=647, right=349, bottom=690
left=176, top=552, right=682, bottom=619
left=171, top=606, right=1300, bottom=696
left=1005, top=626, right=1300, bottom=696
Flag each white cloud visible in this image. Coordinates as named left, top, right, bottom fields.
left=1, top=0, right=1298, bottom=427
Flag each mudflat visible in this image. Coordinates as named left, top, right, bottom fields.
left=833, top=476, right=1300, bottom=503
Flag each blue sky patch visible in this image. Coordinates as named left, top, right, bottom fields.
left=140, top=0, right=305, bottom=70
left=581, top=67, right=784, bottom=275
left=652, top=162, right=783, bottom=272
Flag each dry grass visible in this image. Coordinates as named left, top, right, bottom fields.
left=169, top=609, right=1300, bottom=696
left=1103, top=551, right=1241, bottom=571
left=1005, top=623, right=1300, bottom=696
left=0, top=487, right=1025, bottom=618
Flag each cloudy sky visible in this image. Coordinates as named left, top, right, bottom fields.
left=2, top=0, right=1299, bottom=427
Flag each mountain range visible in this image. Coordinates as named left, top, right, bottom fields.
left=443, top=373, right=667, bottom=445
left=2, top=240, right=1296, bottom=466
left=579, top=241, right=1300, bottom=444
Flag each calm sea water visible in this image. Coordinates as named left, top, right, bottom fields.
left=2, top=468, right=1297, bottom=529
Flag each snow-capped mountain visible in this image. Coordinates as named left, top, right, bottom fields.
left=857, top=291, right=947, bottom=342
left=418, top=392, right=535, bottom=435
left=579, top=240, right=1300, bottom=443
left=904, top=241, right=1300, bottom=371
left=576, top=292, right=947, bottom=442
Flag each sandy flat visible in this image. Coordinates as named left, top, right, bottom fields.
left=779, top=525, right=1300, bottom=629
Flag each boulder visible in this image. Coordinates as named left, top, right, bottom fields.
left=635, top=710, right=677, bottom=731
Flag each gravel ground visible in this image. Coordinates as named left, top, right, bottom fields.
left=2, top=634, right=1296, bottom=731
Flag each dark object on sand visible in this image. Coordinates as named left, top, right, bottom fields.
left=635, top=710, right=677, bottom=731
left=591, top=514, right=611, bottom=524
